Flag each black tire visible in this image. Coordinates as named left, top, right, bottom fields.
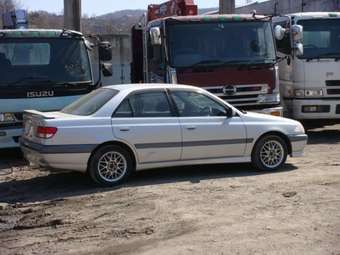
left=88, top=145, right=134, bottom=186
left=251, top=135, right=288, bottom=171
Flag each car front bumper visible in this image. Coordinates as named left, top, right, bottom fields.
left=288, top=134, right=308, bottom=157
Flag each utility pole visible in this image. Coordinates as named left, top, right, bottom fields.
left=219, top=0, right=235, bottom=14
left=64, top=0, right=82, bottom=31
left=301, top=0, right=307, bottom=12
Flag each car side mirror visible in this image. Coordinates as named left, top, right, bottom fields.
left=99, top=41, right=112, bottom=62
left=226, top=107, right=233, bottom=118
left=101, top=62, right=113, bottom=77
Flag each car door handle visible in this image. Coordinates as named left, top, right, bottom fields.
left=119, top=128, right=130, bottom=132
left=186, top=126, right=196, bottom=130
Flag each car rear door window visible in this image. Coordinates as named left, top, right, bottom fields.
left=114, top=99, right=133, bottom=117
left=114, top=91, right=173, bottom=118
left=171, top=91, right=227, bottom=117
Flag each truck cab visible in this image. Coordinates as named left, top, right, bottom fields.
left=0, top=29, right=112, bottom=148
left=132, top=0, right=282, bottom=116
left=273, top=12, right=340, bottom=126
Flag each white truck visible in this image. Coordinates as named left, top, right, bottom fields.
left=273, top=12, right=340, bottom=127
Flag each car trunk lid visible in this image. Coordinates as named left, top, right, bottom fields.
left=22, top=110, right=62, bottom=143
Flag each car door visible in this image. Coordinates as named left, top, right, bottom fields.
left=169, top=89, right=247, bottom=160
left=111, top=89, right=182, bottom=164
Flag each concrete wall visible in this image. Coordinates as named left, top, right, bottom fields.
left=236, top=0, right=340, bottom=15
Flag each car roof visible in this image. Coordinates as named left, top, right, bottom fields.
left=103, top=83, right=201, bottom=93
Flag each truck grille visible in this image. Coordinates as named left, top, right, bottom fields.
left=327, top=89, right=340, bottom=95
left=326, top=80, right=340, bottom=87
left=336, top=105, right=340, bottom=114
left=326, top=80, right=340, bottom=96
left=204, top=84, right=269, bottom=106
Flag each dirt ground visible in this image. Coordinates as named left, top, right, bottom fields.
left=0, top=125, right=339, bottom=255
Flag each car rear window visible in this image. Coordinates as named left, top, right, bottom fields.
left=62, top=88, right=118, bottom=116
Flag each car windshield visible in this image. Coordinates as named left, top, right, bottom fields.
left=62, top=88, right=118, bottom=116
left=0, top=38, right=92, bottom=87
left=298, top=19, right=340, bottom=59
left=167, top=21, right=276, bottom=68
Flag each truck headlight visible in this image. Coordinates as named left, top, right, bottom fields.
left=0, top=113, right=16, bottom=123
left=258, top=93, right=280, bottom=103
left=305, top=89, right=323, bottom=97
left=295, top=89, right=305, bottom=97
left=295, top=89, right=323, bottom=97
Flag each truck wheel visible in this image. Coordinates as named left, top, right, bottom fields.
left=251, top=135, right=288, bottom=171
left=88, top=145, right=134, bottom=186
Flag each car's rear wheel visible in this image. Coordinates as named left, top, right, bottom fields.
left=252, top=135, right=288, bottom=171
left=88, top=145, right=133, bottom=186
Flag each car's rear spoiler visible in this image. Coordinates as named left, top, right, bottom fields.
left=24, top=110, right=55, bottom=120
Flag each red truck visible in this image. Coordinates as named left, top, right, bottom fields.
left=131, top=0, right=282, bottom=115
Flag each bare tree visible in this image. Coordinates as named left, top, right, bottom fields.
left=0, top=0, right=18, bottom=28
left=0, top=0, right=16, bottom=13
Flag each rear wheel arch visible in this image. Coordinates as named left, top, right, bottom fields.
left=252, top=131, right=292, bottom=156
left=87, top=141, right=137, bottom=172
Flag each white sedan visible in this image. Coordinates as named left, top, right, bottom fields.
left=20, top=84, right=307, bottom=186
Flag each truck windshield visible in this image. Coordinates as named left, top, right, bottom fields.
left=0, top=38, right=92, bottom=87
left=298, top=19, right=340, bottom=59
left=167, top=21, right=276, bottom=68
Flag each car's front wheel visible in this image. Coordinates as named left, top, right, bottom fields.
left=252, top=135, right=288, bottom=171
left=88, top=145, right=133, bottom=186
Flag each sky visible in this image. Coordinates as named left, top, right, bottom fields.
left=20, top=0, right=252, bottom=16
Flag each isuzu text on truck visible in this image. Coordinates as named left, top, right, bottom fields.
left=0, top=29, right=113, bottom=148
left=131, top=0, right=282, bottom=115
left=273, top=12, right=340, bottom=127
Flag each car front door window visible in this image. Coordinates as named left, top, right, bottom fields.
left=171, top=91, right=227, bottom=117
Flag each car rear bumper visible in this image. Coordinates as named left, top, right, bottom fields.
left=288, top=134, right=308, bottom=157
left=20, top=138, right=90, bottom=173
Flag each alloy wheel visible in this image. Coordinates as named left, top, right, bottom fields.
left=97, top=151, right=127, bottom=182
left=259, top=140, right=285, bottom=169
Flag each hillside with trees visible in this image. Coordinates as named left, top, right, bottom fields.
left=0, top=0, right=15, bottom=27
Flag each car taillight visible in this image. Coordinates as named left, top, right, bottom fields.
left=36, top=126, right=58, bottom=139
